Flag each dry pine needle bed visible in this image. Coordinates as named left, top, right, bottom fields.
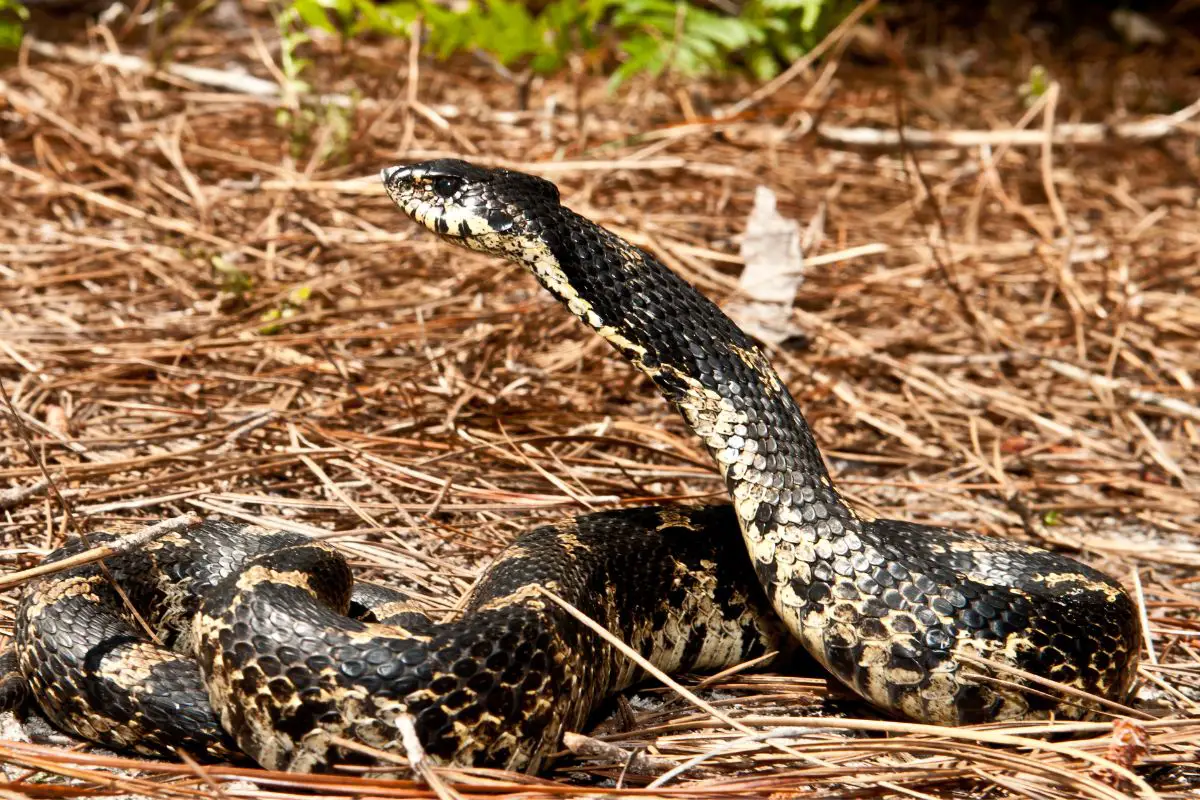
left=0, top=6, right=1198, bottom=799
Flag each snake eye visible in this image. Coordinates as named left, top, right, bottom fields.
left=431, top=176, right=463, bottom=198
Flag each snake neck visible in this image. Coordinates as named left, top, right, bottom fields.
left=526, top=209, right=863, bottom=563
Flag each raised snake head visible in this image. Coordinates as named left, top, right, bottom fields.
left=382, top=159, right=562, bottom=258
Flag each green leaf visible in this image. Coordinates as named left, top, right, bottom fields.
left=372, top=0, right=421, bottom=32
left=758, top=0, right=813, bottom=9
left=613, top=32, right=671, bottom=85
left=772, top=34, right=805, bottom=63
left=344, top=0, right=388, bottom=33
left=293, top=0, right=337, bottom=33
left=688, top=15, right=763, bottom=50
left=0, top=0, right=28, bottom=18
left=483, top=0, right=541, bottom=63
left=259, top=307, right=284, bottom=334
left=0, top=20, right=21, bottom=49
left=612, top=0, right=677, bottom=32
left=275, top=0, right=852, bottom=90
left=1022, top=64, right=1050, bottom=99
left=746, top=46, right=780, bottom=80
left=0, top=0, right=28, bottom=49
left=798, top=0, right=823, bottom=31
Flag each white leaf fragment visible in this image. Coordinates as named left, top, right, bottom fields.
left=726, top=186, right=807, bottom=345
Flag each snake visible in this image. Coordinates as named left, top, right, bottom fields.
left=1, top=159, right=1140, bottom=775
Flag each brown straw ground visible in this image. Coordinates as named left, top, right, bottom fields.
left=1, top=4, right=1199, bottom=798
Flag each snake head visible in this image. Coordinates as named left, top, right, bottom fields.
left=382, top=159, right=561, bottom=254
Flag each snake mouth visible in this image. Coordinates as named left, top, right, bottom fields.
left=379, top=164, right=421, bottom=213
left=381, top=165, right=458, bottom=238
left=379, top=164, right=411, bottom=187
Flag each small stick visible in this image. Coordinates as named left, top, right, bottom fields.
left=1040, top=82, right=1069, bottom=233
left=535, top=586, right=750, bottom=735
left=0, top=514, right=200, bottom=591
left=646, top=725, right=829, bottom=788
left=1130, top=569, right=1158, bottom=666
left=395, top=715, right=464, bottom=800
left=327, top=726, right=465, bottom=800
left=953, top=652, right=1153, bottom=720
left=561, top=732, right=677, bottom=775
left=537, top=586, right=942, bottom=800
left=1042, top=359, right=1200, bottom=423
left=816, top=95, right=1200, bottom=148
left=0, top=479, right=50, bottom=511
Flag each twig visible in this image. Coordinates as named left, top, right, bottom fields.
left=0, top=478, right=50, bottom=511
left=951, top=652, right=1153, bottom=720
left=561, top=732, right=676, bottom=775
left=1126, top=410, right=1195, bottom=489
left=399, top=17, right=423, bottom=154
left=394, top=715, right=463, bottom=800
left=728, top=716, right=1158, bottom=798
left=539, top=586, right=962, bottom=800
left=0, top=513, right=200, bottom=591
left=1040, top=82, right=1069, bottom=233
left=817, top=96, right=1200, bottom=147
left=1130, top=569, right=1158, bottom=667
left=23, top=39, right=324, bottom=102
left=645, top=725, right=830, bottom=788
left=0, top=157, right=304, bottom=270
left=892, top=91, right=994, bottom=349
left=535, top=586, right=751, bottom=735
left=1042, top=359, right=1200, bottom=423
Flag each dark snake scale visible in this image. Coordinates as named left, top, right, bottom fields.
left=2, top=160, right=1140, bottom=773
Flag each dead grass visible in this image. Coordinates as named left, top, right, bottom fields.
left=1, top=3, right=1198, bottom=798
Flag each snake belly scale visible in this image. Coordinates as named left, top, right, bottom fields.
left=2, top=159, right=1139, bottom=773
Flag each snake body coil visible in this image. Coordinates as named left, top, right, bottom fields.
left=12, top=509, right=784, bottom=771
left=5, top=160, right=1139, bottom=773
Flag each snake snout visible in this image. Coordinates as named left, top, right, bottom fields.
left=380, top=164, right=410, bottom=185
